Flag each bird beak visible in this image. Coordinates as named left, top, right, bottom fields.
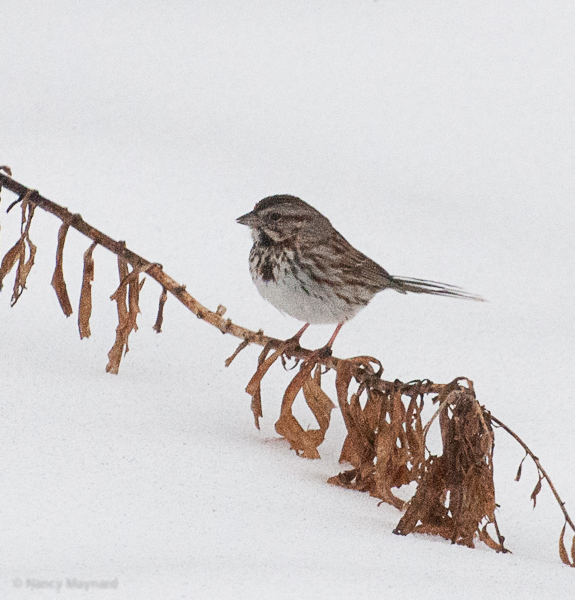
left=236, top=211, right=258, bottom=227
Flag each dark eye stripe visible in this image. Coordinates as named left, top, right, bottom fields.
left=262, top=213, right=306, bottom=223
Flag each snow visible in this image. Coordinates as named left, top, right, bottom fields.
left=1, top=0, right=575, bottom=597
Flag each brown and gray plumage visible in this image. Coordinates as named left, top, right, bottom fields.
left=237, top=195, right=483, bottom=347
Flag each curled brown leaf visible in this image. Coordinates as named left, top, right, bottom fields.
left=51, top=222, right=73, bottom=316
left=531, top=477, right=543, bottom=508
left=0, top=239, right=22, bottom=291
left=78, top=241, right=97, bottom=339
left=275, top=362, right=335, bottom=460
left=106, top=258, right=141, bottom=374
left=225, top=338, right=249, bottom=367
left=559, top=522, right=574, bottom=567
left=275, top=360, right=318, bottom=458
left=153, top=286, right=168, bottom=333
left=515, top=454, right=527, bottom=482
left=244, top=343, right=279, bottom=429
left=479, top=525, right=502, bottom=552
left=10, top=201, right=37, bottom=305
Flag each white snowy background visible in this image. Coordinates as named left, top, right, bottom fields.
left=1, top=1, right=575, bottom=598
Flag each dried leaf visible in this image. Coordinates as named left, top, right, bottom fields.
left=335, top=362, right=360, bottom=454
left=332, top=361, right=390, bottom=498
left=51, top=222, right=73, bottom=317
left=409, top=523, right=454, bottom=539
left=395, top=388, right=498, bottom=549
left=337, top=433, right=360, bottom=467
left=244, top=343, right=277, bottom=429
left=559, top=523, right=573, bottom=566
left=297, top=365, right=335, bottom=452
left=128, top=272, right=143, bottom=333
left=394, top=455, right=450, bottom=536
left=0, top=239, right=23, bottom=290
left=245, top=342, right=291, bottom=428
left=328, top=467, right=374, bottom=493
left=10, top=202, right=37, bottom=305
left=251, top=388, right=263, bottom=430
left=275, top=360, right=320, bottom=458
left=246, top=346, right=283, bottom=397
left=303, top=367, right=335, bottom=427
left=531, top=478, right=542, bottom=508
left=152, top=286, right=168, bottom=333
left=10, top=234, right=26, bottom=304
left=405, top=392, right=425, bottom=477
left=225, top=339, right=249, bottom=367
left=78, top=241, right=97, bottom=339
left=106, top=258, right=140, bottom=374
left=373, top=389, right=409, bottom=507
left=479, top=525, right=502, bottom=551
left=18, top=237, right=37, bottom=285
left=515, top=455, right=526, bottom=482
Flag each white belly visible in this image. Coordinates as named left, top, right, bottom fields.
left=250, top=258, right=365, bottom=324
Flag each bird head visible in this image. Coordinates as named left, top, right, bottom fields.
left=237, top=195, right=331, bottom=244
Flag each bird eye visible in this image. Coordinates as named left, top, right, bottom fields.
left=270, top=212, right=281, bottom=221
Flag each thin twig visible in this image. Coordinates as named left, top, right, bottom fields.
left=491, top=414, right=575, bottom=534
left=0, top=175, right=308, bottom=355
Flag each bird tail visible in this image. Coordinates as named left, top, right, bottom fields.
left=390, top=276, right=485, bottom=302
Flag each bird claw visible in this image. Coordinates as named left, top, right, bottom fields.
left=281, top=335, right=303, bottom=354
left=317, top=345, right=333, bottom=359
left=301, top=345, right=333, bottom=367
left=280, top=352, right=301, bottom=371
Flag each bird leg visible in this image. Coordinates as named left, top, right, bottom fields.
left=274, top=323, right=311, bottom=361
left=284, top=323, right=310, bottom=348
left=300, top=322, right=345, bottom=364
left=325, top=322, right=344, bottom=349
left=276, top=323, right=310, bottom=369
left=282, top=322, right=344, bottom=361
left=313, top=322, right=344, bottom=358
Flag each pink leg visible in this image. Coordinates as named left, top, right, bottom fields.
left=325, top=322, right=344, bottom=349
left=292, top=323, right=310, bottom=342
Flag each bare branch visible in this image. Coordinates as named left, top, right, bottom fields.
left=491, top=415, right=575, bottom=537
left=0, top=173, right=335, bottom=365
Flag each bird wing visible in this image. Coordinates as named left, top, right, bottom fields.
left=327, top=231, right=395, bottom=293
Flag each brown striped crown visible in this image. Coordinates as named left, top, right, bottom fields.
left=237, top=195, right=332, bottom=243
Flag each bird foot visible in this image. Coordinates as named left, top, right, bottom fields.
left=281, top=335, right=303, bottom=354
left=301, top=345, right=333, bottom=366
left=316, top=345, right=333, bottom=358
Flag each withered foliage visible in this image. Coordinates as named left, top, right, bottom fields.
left=245, top=346, right=575, bottom=557
left=152, top=286, right=168, bottom=333
left=328, top=361, right=427, bottom=510
left=0, top=193, right=36, bottom=305
left=245, top=350, right=507, bottom=548
left=559, top=522, right=575, bottom=567
left=394, top=388, right=505, bottom=550
left=78, top=241, right=98, bottom=338
left=244, top=344, right=336, bottom=456
left=276, top=361, right=335, bottom=459
left=0, top=171, right=574, bottom=566
left=51, top=222, right=73, bottom=317
left=106, top=256, right=144, bottom=374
